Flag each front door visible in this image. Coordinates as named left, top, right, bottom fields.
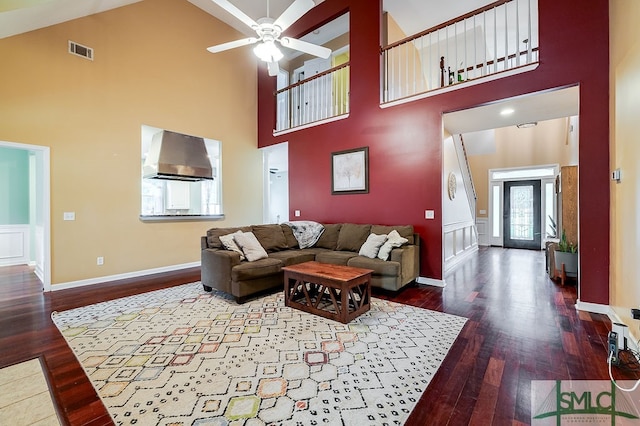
left=503, top=180, right=541, bottom=250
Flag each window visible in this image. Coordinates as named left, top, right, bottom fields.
left=492, top=184, right=501, bottom=238
left=140, top=125, right=222, bottom=220
left=544, top=181, right=556, bottom=238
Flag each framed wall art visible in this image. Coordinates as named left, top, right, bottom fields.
left=331, top=147, right=369, bottom=194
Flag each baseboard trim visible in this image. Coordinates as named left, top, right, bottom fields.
left=444, top=245, right=478, bottom=275
left=416, top=276, right=446, bottom=288
left=51, top=261, right=201, bottom=291
left=575, top=299, right=610, bottom=315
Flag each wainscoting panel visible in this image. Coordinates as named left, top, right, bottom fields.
left=476, top=218, right=490, bottom=246
left=444, top=221, right=478, bottom=274
left=0, top=225, right=30, bottom=267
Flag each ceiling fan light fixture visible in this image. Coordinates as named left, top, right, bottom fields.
left=253, top=41, right=283, bottom=63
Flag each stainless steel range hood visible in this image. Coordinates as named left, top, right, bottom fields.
left=143, top=130, right=214, bottom=181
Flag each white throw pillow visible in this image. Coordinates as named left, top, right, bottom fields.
left=358, top=233, right=388, bottom=259
left=233, top=232, right=269, bottom=262
left=219, top=231, right=246, bottom=261
left=377, top=230, right=409, bottom=261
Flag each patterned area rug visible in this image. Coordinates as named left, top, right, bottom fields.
left=52, top=282, right=466, bottom=425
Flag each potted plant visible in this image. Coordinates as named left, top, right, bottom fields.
left=554, top=230, right=578, bottom=281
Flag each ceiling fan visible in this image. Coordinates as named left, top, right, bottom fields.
left=206, top=0, right=331, bottom=76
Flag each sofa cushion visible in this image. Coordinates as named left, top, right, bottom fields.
left=219, top=230, right=246, bottom=260
left=377, top=230, right=409, bottom=261
left=315, top=250, right=358, bottom=266
left=315, top=224, right=342, bottom=250
left=234, top=232, right=269, bottom=262
left=358, top=233, right=388, bottom=259
left=252, top=224, right=288, bottom=252
left=348, top=256, right=400, bottom=277
left=268, top=250, right=315, bottom=266
left=336, top=223, right=371, bottom=252
left=206, top=226, right=251, bottom=249
left=281, top=224, right=299, bottom=249
left=232, top=257, right=282, bottom=281
left=296, top=247, right=334, bottom=257
left=371, top=225, right=414, bottom=245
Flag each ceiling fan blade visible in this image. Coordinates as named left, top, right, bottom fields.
left=267, top=61, right=280, bottom=76
left=280, top=37, right=331, bottom=59
left=207, top=37, right=258, bottom=53
left=210, top=0, right=259, bottom=29
left=273, top=0, right=314, bottom=32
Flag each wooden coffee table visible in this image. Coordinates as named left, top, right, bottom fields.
left=282, top=261, right=372, bottom=324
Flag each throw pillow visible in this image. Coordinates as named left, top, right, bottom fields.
left=234, top=232, right=269, bottom=262
left=371, top=225, right=414, bottom=245
left=358, top=233, right=388, bottom=259
left=206, top=226, right=250, bottom=249
left=377, top=230, right=409, bottom=261
left=219, top=231, right=246, bottom=260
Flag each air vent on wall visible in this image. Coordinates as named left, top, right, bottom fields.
left=68, top=41, right=93, bottom=60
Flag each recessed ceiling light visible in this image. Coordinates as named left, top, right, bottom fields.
left=500, top=108, right=515, bottom=116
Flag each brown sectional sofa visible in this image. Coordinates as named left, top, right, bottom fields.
left=200, top=223, right=420, bottom=303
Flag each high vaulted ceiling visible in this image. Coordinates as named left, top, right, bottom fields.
left=0, top=0, right=493, bottom=40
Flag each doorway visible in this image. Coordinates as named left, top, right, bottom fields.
left=262, top=143, right=289, bottom=224
left=0, top=140, right=51, bottom=292
left=489, top=165, right=557, bottom=249
left=503, top=180, right=541, bottom=250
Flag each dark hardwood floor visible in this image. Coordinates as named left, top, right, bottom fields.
left=0, top=248, right=628, bottom=425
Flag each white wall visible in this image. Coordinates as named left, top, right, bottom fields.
left=443, top=135, right=478, bottom=273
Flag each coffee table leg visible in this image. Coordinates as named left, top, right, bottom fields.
left=284, top=273, right=291, bottom=306
left=342, top=286, right=349, bottom=323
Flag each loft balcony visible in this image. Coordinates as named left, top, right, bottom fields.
left=275, top=62, right=350, bottom=133
left=273, top=0, right=539, bottom=133
left=382, top=0, right=539, bottom=104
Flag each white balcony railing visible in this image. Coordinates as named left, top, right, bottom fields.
left=275, top=63, right=350, bottom=132
left=382, top=0, right=539, bottom=103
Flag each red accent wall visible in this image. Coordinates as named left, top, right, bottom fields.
left=258, top=0, right=610, bottom=304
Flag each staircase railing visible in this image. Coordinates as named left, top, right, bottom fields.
left=275, top=62, right=350, bottom=132
left=381, top=0, right=538, bottom=103
left=454, top=134, right=477, bottom=221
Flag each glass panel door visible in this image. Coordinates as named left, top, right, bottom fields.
left=503, top=180, right=541, bottom=249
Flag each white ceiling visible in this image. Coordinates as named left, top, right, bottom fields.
left=0, top=0, right=143, bottom=39
left=0, top=0, right=493, bottom=41
left=443, top=85, right=579, bottom=135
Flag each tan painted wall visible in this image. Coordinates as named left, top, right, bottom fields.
left=468, top=118, right=576, bottom=216
left=383, top=12, right=406, bottom=45
left=285, top=32, right=349, bottom=73
left=610, top=0, right=640, bottom=339
left=0, top=0, right=261, bottom=285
